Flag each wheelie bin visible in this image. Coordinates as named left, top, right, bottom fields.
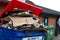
left=45, top=25, right=55, bottom=40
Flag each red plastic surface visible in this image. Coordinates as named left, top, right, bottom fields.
left=0, top=0, right=42, bottom=18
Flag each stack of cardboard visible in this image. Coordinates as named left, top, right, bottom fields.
left=9, top=16, right=35, bottom=27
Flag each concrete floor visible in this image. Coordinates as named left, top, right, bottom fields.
left=53, top=35, right=60, bottom=40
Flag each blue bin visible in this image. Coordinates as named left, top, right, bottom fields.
left=0, top=27, right=46, bottom=40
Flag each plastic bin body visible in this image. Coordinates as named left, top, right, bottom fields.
left=45, top=25, right=55, bottom=40
left=0, top=27, right=46, bottom=40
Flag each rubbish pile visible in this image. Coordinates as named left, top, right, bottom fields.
left=0, top=16, right=13, bottom=29
left=0, top=11, right=55, bottom=40
left=0, top=12, right=47, bottom=31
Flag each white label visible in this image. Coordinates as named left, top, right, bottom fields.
left=8, top=0, right=26, bottom=2
left=18, top=0, right=26, bottom=2
left=22, top=36, right=43, bottom=40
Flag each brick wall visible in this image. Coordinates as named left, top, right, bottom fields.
left=39, top=16, right=56, bottom=27
left=0, top=6, right=4, bottom=12
left=48, top=17, right=56, bottom=27
left=0, top=2, right=8, bottom=12
left=39, top=16, right=43, bottom=24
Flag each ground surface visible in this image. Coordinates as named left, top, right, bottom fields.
left=53, top=35, right=60, bottom=40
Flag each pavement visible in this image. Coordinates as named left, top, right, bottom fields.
left=53, top=35, right=60, bottom=40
